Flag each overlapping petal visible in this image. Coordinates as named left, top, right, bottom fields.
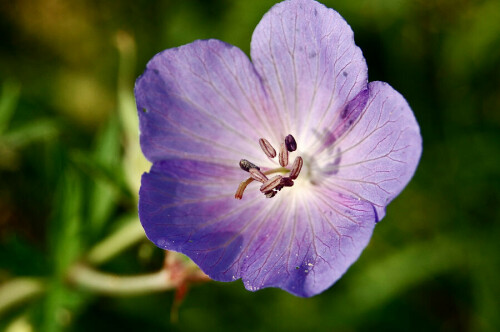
left=140, top=159, right=261, bottom=280
left=321, top=82, right=422, bottom=218
left=238, top=189, right=375, bottom=296
left=135, top=39, right=273, bottom=165
left=251, top=0, right=368, bottom=144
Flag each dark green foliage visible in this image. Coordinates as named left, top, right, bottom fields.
left=0, top=0, right=499, bottom=330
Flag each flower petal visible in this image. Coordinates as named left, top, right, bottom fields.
left=238, top=189, right=376, bottom=297
left=140, top=159, right=264, bottom=281
left=135, top=39, right=273, bottom=165
left=140, top=159, right=375, bottom=297
left=324, top=81, right=422, bottom=219
left=250, top=0, right=368, bottom=143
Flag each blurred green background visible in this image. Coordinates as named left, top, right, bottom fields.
left=1, top=0, right=499, bottom=331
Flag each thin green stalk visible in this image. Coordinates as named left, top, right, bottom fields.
left=0, top=278, right=45, bottom=315
left=67, top=263, right=176, bottom=295
left=86, top=216, right=145, bottom=266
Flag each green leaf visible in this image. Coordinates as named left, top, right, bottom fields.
left=2, top=119, right=59, bottom=149
left=49, top=168, right=83, bottom=275
left=87, top=118, right=122, bottom=237
left=41, top=167, right=86, bottom=331
left=70, top=150, right=133, bottom=203
left=0, top=81, right=21, bottom=135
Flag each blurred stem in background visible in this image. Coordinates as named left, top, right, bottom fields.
left=0, top=215, right=172, bottom=319
left=0, top=278, right=45, bottom=316
left=0, top=31, right=199, bottom=328
left=0, top=0, right=499, bottom=330
left=115, top=31, right=151, bottom=195
left=85, top=215, right=144, bottom=266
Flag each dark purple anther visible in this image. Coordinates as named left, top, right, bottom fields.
left=239, top=159, right=260, bottom=172
left=280, top=177, right=294, bottom=187
left=285, top=134, right=297, bottom=152
left=264, top=190, right=277, bottom=198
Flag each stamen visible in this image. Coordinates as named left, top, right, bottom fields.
left=280, top=177, right=294, bottom=187
left=233, top=167, right=289, bottom=200
left=234, top=182, right=246, bottom=200
left=249, top=168, right=268, bottom=183
left=239, top=159, right=260, bottom=172
left=279, top=143, right=289, bottom=167
left=274, top=177, right=293, bottom=192
left=259, top=138, right=276, bottom=158
left=285, top=134, right=297, bottom=152
left=289, top=156, right=303, bottom=180
left=264, top=190, right=277, bottom=198
left=260, top=175, right=283, bottom=193
left=235, top=135, right=303, bottom=200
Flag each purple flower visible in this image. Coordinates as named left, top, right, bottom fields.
left=135, top=0, right=421, bottom=297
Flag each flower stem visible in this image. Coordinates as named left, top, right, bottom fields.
left=5, top=314, right=33, bottom=332
left=0, top=278, right=45, bottom=316
left=86, top=216, right=145, bottom=266
left=67, top=263, right=177, bottom=295
left=0, top=218, right=151, bottom=316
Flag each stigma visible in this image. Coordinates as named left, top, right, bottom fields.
left=235, top=134, right=303, bottom=200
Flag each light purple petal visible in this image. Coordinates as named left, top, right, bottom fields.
left=135, top=39, right=275, bottom=166
left=250, top=0, right=368, bottom=141
left=140, top=159, right=375, bottom=297
left=140, top=159, right=263, bottom=280
left=321, top=81, right=422, bottom=219
left=238, top=189, right=375, bottom=297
